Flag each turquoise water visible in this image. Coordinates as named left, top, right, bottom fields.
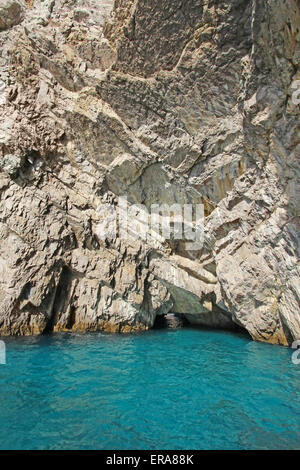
left=0, top=328, right=299, bottom=450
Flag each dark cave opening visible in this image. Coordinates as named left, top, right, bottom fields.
left=153, top=312, right=251, bottom=340
left=153, top=313, right=190, bottom=330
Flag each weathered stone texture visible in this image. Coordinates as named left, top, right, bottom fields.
left=0, top=0, right=299, bottom=345
left=0, top=0, right=24, bottom=31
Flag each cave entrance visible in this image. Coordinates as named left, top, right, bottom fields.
left=153, top=313, right=189, bottom=330
left=153, top=312, right=251, bottom=338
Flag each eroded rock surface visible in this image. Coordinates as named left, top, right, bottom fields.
left=0, top=0, right=299, bottom=345
left=0, top=0, right=24, bottom=31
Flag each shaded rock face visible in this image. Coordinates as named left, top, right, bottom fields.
left=0, top=0, right=24, bottom=31
left=0, top=0, right=299, bottom=345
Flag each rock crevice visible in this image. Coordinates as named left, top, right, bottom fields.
left=0, top=0, right=299, bottom=345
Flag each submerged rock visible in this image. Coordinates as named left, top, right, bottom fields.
left=0, top=0, right=299, bottom=345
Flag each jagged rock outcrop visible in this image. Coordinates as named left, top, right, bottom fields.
left=0, top=0, right=299, bottom=345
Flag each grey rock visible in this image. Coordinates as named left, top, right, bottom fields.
left=0, top=0, right=24, bottom=31
left=0, top=0, right=299, bottom=345
left=0, top=154, right=21, bottom=177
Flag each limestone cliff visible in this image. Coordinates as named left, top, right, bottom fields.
left=0, top=0, right=299, bottom=345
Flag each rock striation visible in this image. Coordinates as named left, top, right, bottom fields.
left=0, top=0, right=299, bottom=345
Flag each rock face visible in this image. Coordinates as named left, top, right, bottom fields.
left=0, top=0, right=299, bottom=345
left=0, top=0, right=24, bottom=31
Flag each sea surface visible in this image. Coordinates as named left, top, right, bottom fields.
left=0, top=328, right=299, bottom=450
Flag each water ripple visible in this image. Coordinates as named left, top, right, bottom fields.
left=0, top=329, right=299, bottom=449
